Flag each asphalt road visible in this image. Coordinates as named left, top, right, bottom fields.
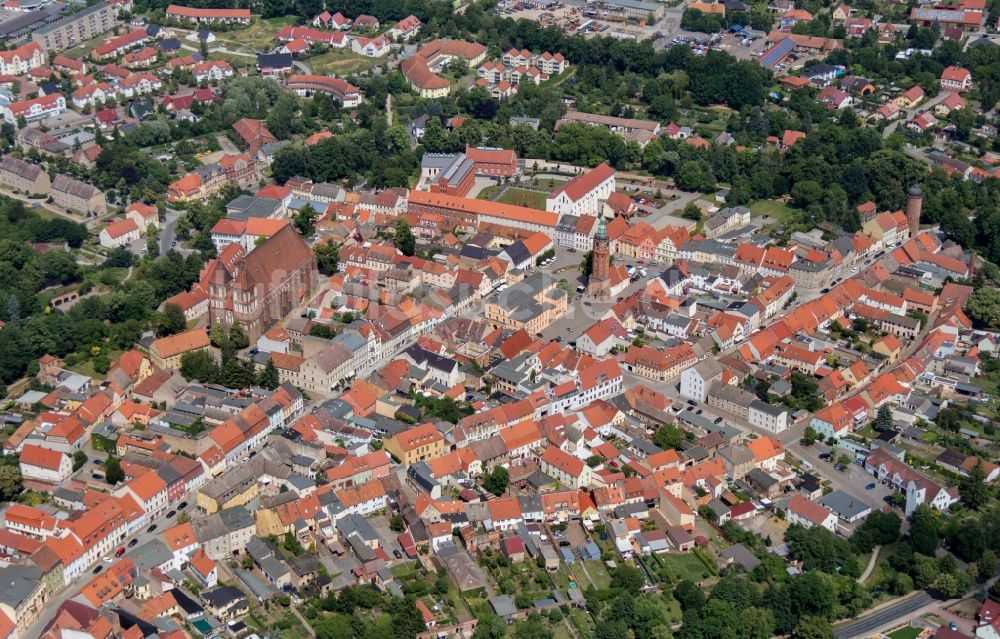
left=160, top=209, right=183, bottom=255
left=834, top=592, right=935, bottom=639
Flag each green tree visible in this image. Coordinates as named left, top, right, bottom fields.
left=315, top=239, right=341, bottom=275
left=873, top=404, right=893, bottom=431
left=653, top=424, right=684, bottom=450
left=72, top=450, right=87, bottom=471
left=909, top=505, right=940, bottom=556
left=258, top=359, right=280, bottom=390
left=674, top=579, right=706, bottom=611
left=483, top=466, right=509, bottom=496
left=934, top=570, right=973, bottom=598
left=977, top=549, right=996, bottom=579
left=965, top=286, right=1000, bottom=330
left=611, top=564, right=645, bottom=594
left=791, top=616, right=835, bottom=639
left=104, top=456, right=124, bottom=485
left=394, top=218, right=415, bottom=256
left=959, top=461, right=989, bottom=510
left=389, top=513, right=405, bottom=532
left=0, top=465, right=22, bottom=500
left=802, top=425, right=819, bottom=445
left=293, top=203, right=318, bottom=237
left=157, top=303, right=187, bottom=336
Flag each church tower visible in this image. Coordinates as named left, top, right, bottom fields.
left=587, top=215, right=611, bottom=299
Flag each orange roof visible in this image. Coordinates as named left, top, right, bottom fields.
left=189, top=546, right=216, bottom=578
left=747, top=436, right=784, bottom=463
left=151, top=328, right=210, bottom=359
left=392, top=423, right=442, bottom=452
left=126, top=470, right=167, bottom=502
left=540, top=446, right=584, bottom=477
left=788, top=494, right=832, bottom=525
left=19, top=443, right=65, bottom=471
left=550, top=163, right=614, bottom=202
left=488, top=496, right=521, bottom=521
left=408, top=189, right=559, bottom=227
left=245, top=217, right=289, bottom=237
left=335, top=479, right=386, bottom=507
left=162, top=521, right=197, bottom=551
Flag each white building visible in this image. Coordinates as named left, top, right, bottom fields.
left=19, top=444, right=72, bottom=483
left=748, top=400, right=790, bottom=433
left=679, top=359, right=723, bottom=403
left=545, top=162, right=616, bottom=217
left=99, top=218, right=141, bottom=248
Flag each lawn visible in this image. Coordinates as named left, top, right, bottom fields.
left=750, top=199, right=800, bottom=222
left=477, top=185, right=501, bottom=200
left=219, top=16, right=297, bottom=49
left=204, top=51, right=257, bottom=70
left=497, top=188, right=546, bottom=210
left=660, top=553, right=715, bottom=582
left=577, top=560, right=611, bottom=589
left=67, top=347, right=124, bottom=381
left=888, top=625, right=921, bottom=639
left=309, top=49, right=384, bottom=77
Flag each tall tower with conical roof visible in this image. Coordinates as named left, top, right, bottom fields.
left=587, top=215, right=611, bottom=299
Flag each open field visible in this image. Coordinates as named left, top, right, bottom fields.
left=497, top=187, right=546, bottom=210
left=750, top=199, right=799, bottom=223
left=220, top=16, right=296, bottom=48
left=309, top=49, right=385, bottom=77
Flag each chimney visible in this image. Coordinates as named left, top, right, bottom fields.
left=905, top=185, right=923, bottom=238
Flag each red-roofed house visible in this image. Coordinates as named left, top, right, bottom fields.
left=786, top=494, right=836, bottom=532
left=539, top=446, right=593, bottom=488
left=118, top=470, right=168, bottom=519
left=99, top=218, right=140, bottom=248
left=19, top=443, right=71, bottom=482
left=940, top=66, right=972, bottom=92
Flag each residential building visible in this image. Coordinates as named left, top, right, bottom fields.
left=32, top=2, right=116, bottom=53
left=51, top=174, right=107, bottom=215
left=383, top=423, right=445, bottom=466
left=19, top=444, right=72, bottom=483
left=0, top=156, right=50, bottom=194
left=99, top=218, right=141, bottom=248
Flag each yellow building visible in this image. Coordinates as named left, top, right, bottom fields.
left=484, top=273, right=567, bottom=334
left=149, top=329, right=213, bottom=370
left=382, top=423, right=445, bottom=467
left=196, top=465, right=261, bottom=514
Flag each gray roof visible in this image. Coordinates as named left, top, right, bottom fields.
left=750, top=400, right=787, bottom=417
left=818, top=490, right=872, bottom=520
left=131, top=539, right=174, bottom=570
left=34, top=2, right=110, bottom=36
left=203, top=584, right=247, bottom=608
left=488, top=594, right=518, bottom=619
left=719, top=543, right=760, bottom=571
left=0, top=564, right=42, bottom=609
left=53, top=174, right=99, bottom=199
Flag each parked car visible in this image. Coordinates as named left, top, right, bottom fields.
left=865, top=483, right=877, bottom=490
left=128, top=539, right=139, bottom=547
left=147, top=524, right=157, bottom=533
left=166, top=510, right=176, bottom=518
left=93, top=565, right=103, bottom=574
left=178, top=501, right=188, bottom=510
left=115, top=547, right=126, bottom=557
